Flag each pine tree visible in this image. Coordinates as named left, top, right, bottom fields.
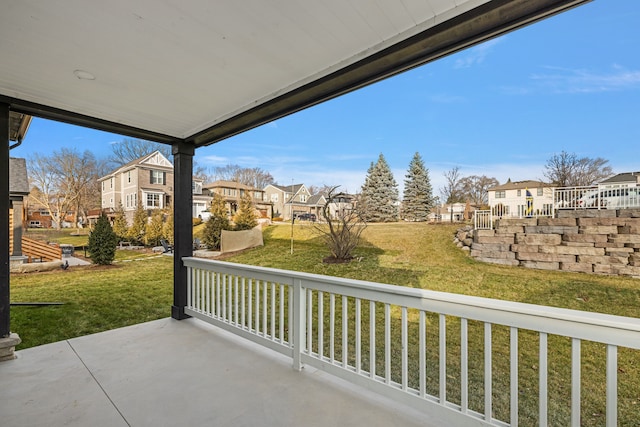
left=88, top=214, right=118, bottom=265
left=202, top=193, right=230, bottom=250
left=359, top=154, right=399, bottom=222
left=145, top=209, right=165, bottom=246
left=127, top=204, right=147, bottom=245
left=112, top=203, right=129, bottom=241
left=233, top=192, right=258, bottom=230
left=402, top=152, right=434, bottom=221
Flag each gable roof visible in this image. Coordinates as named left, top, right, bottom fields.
left=204, top=180, right=262, bottom=192
left=9, top=157, right=29, bottom=195
left=489, top=180, right=551, bottom=191
left=600, top=172, right=640, bottom=184
left=99, top=150, right=173, bottom=181
left=0, top=1, right=588, bottom=148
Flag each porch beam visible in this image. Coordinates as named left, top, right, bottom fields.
left=171, top=141, right=194, bottom=320
left=1, top=103, right=10, bottom=337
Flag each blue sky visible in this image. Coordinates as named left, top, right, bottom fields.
left=12, top=0, right=640, bottom=196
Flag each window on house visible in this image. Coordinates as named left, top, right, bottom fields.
left=150, top=170, right=165, bottom=185
left=146, top=193, right=161, bottom=208
left=127, top=171, right=131, bottom=183
left=271, top=194, right=278, bottom=202
left=102, top=181, right=104, bottom=191
left=495, top=191, right=506, bottom=198
left=110, top=178, right=113, bottom=189
left=537, top=188, right=544, bottom=196
left=300, top=195, right=307, bottom=202
left=517, top=190, right=521, bottom=197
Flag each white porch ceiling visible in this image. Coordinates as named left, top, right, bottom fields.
left=0, top=0, right=589, bottom=147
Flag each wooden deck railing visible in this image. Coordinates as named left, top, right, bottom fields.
left=22, top=237, right=62, bottom=262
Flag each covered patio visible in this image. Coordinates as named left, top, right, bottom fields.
left=0, top=317, right=434, bottom=426
left=4, top=1, right=637, bottom=426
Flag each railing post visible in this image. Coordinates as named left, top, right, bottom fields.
left=292, top=278, right=306, bottom=371
left=0, top=103, right=9, bottom=338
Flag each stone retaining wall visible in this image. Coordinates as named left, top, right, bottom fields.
left=463, top=209, right=640, bottom=277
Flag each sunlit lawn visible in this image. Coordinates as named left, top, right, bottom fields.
left=10, top=222, right=640, bottom=425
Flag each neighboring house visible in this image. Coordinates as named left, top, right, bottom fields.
left=98, top=151, right=206, bottom=224
left=99, top=151, right=174, bottom=224
left=599, top=171, right=640, bottom=188
left=9, top=157, right=29, bottom=257
left=428, top=203, right=470, bottom=222
left=264, top=183, right=321, bottom=220
left=204, top=181, right=271, bottom=219
left=487, top=179, right=555, bottom=218
left=192, top=179, right=212, bottom=219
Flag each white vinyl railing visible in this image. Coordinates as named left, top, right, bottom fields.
left=554, top=185, right=640, bottom=210
left=474, top=210, right=493, bottom=230
left=183, top=258, right=640, bottom=427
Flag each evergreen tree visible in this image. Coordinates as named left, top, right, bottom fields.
left=163, top=211, right=174, bottom=245
left=359, top=154, right=399, bottom=222
left=233, top=192, right=258, bottom=230
left=88, top=214, right=118, bottom=265
left=145, top=209, right=165, bottom=246
left=402, top=152, right=434, bottom=221
left=127, top=204, right=147, bottom=245
left=112, top=204, right=129, bottom=241
left=202, top=193, right=231, bottom=250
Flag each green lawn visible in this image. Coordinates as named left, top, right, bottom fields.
left=10, top=222, right=640, bottom=425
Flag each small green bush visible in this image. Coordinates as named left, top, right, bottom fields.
left=88, top=214, right=118, bottom=265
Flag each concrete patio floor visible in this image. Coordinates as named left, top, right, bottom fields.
left=0, top=318, right=442, bottom=427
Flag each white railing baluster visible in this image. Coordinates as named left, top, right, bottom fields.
left=419, top=310, right=426, bottom=399
left=539, top=332, right=548, bottom=427
left=241, top=277, right=246, bottom=329
left=330, top=293, right=335, bottom=363
left=216, top=272, right=221, bottom=318
left=485, top=322, right=492, bottom=422
left=318, top=291, right=324, bottom=359
left=271, top=283, right=276, bottom=341
left=355, top=298, right=361, bottom=374
left=247, top=278, right=252, bottom=332
left=279, top=283, right=285, bottom=343
left=510, top=327, right=519, bottom=427
left=402, top=307, right=408, bottom=391
left=222, top=274, right=227, bottom=320
left=606, top=345, right=617, bottom=427
left=234, top=276, right=239, bottom=325
left=342, top=295, right=348, bottom=368
left=370, top=300, right=376, bottom=379
left=385, top=303, right=391, bottom=385
left=254, top=280, right=262, bottom=335
left=571, top=338, right=580, bottom=427
left=292, top=279, right=305, bottom=371
left=307, top=289, right=313, bottom=354
left=262, top=280, right=267, bottom=337
left=439, top=314, right=446, bottom=405
left=187, top=266, right=192, bottom=308
left=461, top=318, right=468, bottom=414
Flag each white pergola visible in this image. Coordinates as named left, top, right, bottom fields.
left=0, top=0, right=590, bottom=335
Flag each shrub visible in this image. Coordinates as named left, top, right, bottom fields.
left=112, top=204, right=129, bottom=241
left=127, top=204, right=147, bottom=245
left=233, top=192, right=258, bottom=230
left=202, top=193, right=231, bottom=250
left=145, top=209, right=165, bottom=247
left=163, top=211, right=174, bottom=245
left=88, top=214, right=118, bottom=265
left=193, top=217, right=203, bottom=226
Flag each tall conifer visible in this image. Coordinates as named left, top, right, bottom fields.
left=402, top=152, right=434, bottom=221
left=359, top=154, right=398, bottom=222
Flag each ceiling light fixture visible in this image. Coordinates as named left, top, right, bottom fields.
left=73, top=69, right=96, bottom=80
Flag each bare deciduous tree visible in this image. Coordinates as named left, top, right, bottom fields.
left=109, top=138, right=172, bottom=167
left=440, top=167, right=464, bottom=222
left=543, top=151, right=613, bottom=187
left=28, top=148, right=99, bottom=229
left=458, top=175, right=499, bottom=206
left=313, top=187, right=366, bottom=262
left=211, top=164, right=275, bottom=188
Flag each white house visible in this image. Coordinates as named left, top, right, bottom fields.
left=487, top=180, right=555, bottom=218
